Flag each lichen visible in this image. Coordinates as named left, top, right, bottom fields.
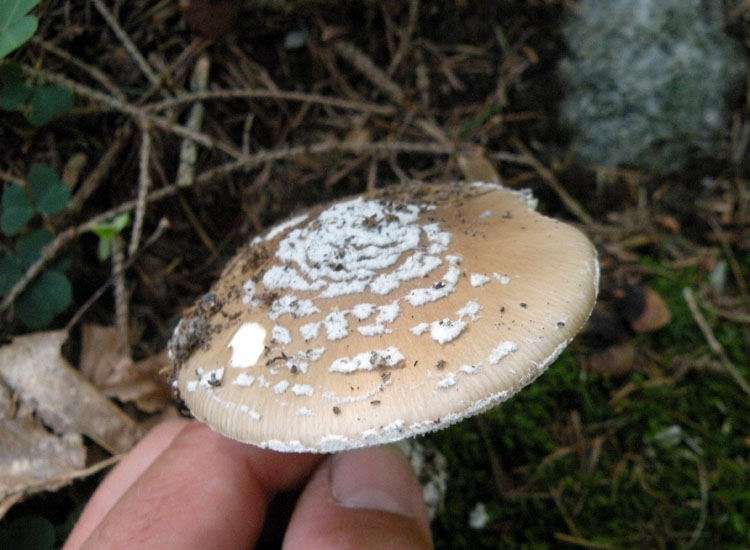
left=558, top=0, right=746, bottom=174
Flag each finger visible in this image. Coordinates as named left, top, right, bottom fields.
left=283, top=446, right=433, bottom=550
left=63, top=418, right=191, bottom=550
left=75, top=421, right=324, bottom=550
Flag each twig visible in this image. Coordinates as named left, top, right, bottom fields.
left=387, top=0, right=420, bottom=76
left=68, top=125, right=134, bottom=214
left=129, top=123, right=152, bottom=257
left=31, top=37, right=127, bottom=101
left=176, top=55, right=210, bottom=188
left=111, top=236, right=129, bottom=355
left=683, top=287, right=750, bottom=397
left=22, top=65, right=242, bottom=159
left=91, top=0, right=161, bottom=86
left=706, top=216, right=750, bottom=302
left=333, top=40, right=405, bottom=104
left=145, top=88, right=396, bottom=116
left=195, top=139, right=458, bottom=183
left=65, top=219, right=170, bottom=332
left=686, top=457, right=709, bottom=549
left=510, top=137, right=594, bottom=225
left=1, top=138, right=456, bottom=316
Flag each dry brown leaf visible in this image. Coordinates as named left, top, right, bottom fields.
left=80, top=324, right=172, bottom=412
left=0, top=415, right=86, bottom=519
left=457, top=149, right=501, bottom=184
left=0, top=330, right=142, bottom=454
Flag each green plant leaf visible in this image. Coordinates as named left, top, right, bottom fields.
left=27, top=85, right=73, bottom=126
left=0, top=62, right=32, bottom=110
left=27, top=164, right=70, bottom=214
left=15, top=269, right=72, bottom=329
left=16, top=228, right=53, bottom=267
left=0, top=252, right=23, bottom=296
left=0, top=514, right=55, bottom=550
left=97, top=236, right=113, bottom=261
left=91, top=213, right=131, bottom=260
left=1, top=182, right=34, bottom=235
left=0, top=0, right=40, bottom=59
left=90, top=213, right=131, bottom=240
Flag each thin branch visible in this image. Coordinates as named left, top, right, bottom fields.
left=31, top=37, right=127, bottom=100
left=1, top=138, right=456, bottom=316
left=510, top=137, right=594, bottom=225
left=145, top=88, right=396, bottom=116
left=22, top=65, right=242, bottom=159
left=333, top=40, right=405, bottom=104
left=683, top=287, right=750, bottom=397
left=91, top=0, right=161, bottom=86
left=128, top=124, right=152, bottom=257
left=176, top=55, right=210, bottom=188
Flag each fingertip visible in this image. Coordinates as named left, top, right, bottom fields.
left=284, top=445, right=433, bottom=550
left=63, top=417, right=191, bottom=550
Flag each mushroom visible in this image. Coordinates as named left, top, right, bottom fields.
left=169, top=181, right=599, bottom=452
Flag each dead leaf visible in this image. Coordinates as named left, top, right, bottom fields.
left=80, top=324, right=172, bottom=413
left=0, top=331, right=142, bottom=455
left=457, top=149, right=501, bottom=184
left=0, top=415, right=85, bottom=519
left=588, top=342, right=637, bottom=377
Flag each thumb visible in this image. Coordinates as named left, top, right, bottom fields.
left=283, top=445, right=433, bottom=550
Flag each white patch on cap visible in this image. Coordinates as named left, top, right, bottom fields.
left=493, top=273, right=511, bottom=285
left=358, top=301, right=401, bottom=336
left=291, top=384, right=314, bottom=396
left=273, top=380, right=290, bottom=394
left=196, top=366, right=224, bottom=388
left=324, top=311, right=349, bottom=341
left=269, top=295, right=320, bottom=320
left=486, top=341, right=519, bottom=365
left=479, top=210, right=493, bottom=219
left=228, top=323, right=267, bottom=368
left=263, top=266, right=325, bottom=292
left=470, top=273, right=491, bottom=287
left=350, top=303, right=376, bottom=320
left=329, top=346, right=405, bottom=373
left=436, top=372, right=457, bottom=388
left=260, top=197, right=454, bottom=305
left=459, top=364, right=481, bottom=375
left=296, top=407, right=315, bottom=417
left=358, top=324, right=391, bottom=337
left=271, top=325, right=291, bottom=345
left=405, top=263, right=461, bottom=306
left=300, top=322, right=320, bottom=341
left=428, top=319, right=467, bottom=344
left=457, top=300, right=482, bottom=320
left=263, top=213, right=310, bottom=241
left=232, top=372, right=256, bottom=387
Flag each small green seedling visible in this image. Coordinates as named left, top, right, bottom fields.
left=1, top=164, right=73, bottom=330
left=90, top=213, right=131, bottom=261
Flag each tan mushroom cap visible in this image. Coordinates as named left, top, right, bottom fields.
left=169, top=181, right=599, bottom=452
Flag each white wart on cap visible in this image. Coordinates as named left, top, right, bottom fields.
left=169, top=182, right=599, bottom=452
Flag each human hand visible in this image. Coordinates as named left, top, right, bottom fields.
left=63, top=418, right=433, bottom=550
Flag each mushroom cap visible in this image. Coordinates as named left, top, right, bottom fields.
left=169, top=182, right=599, bottom=452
